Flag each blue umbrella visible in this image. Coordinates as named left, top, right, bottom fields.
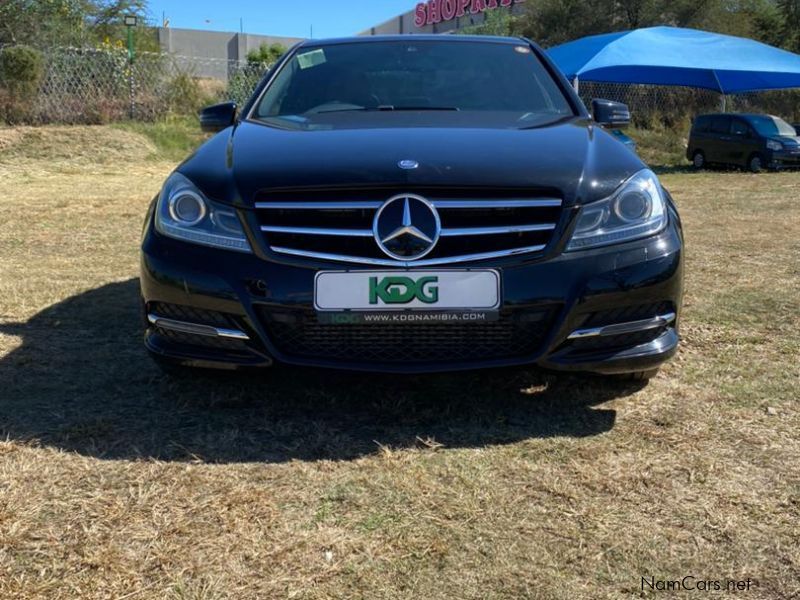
left=548, top=26, right=800, bottom=94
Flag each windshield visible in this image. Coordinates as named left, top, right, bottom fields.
left=252, top=40, right=574, bottom=128
left=748, top=115, right=797, bottom=137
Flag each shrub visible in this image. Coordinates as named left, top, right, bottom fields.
left=0, top=45, right=44, bottom=123
left=246, top=43, right=286, bottom=65
left=226, top=64, right=266, bottom=106
left=165, top=72, right=205, bottom=116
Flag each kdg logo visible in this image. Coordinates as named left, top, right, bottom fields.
left=369, top=276, right=439, bottom=305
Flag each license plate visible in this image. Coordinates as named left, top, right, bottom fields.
left=314, top=270, right=501, bottom=322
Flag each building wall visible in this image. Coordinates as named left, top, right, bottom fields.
left=155, top=27, right=304, bottom=80
left=361, top=2, right=526, bottom=36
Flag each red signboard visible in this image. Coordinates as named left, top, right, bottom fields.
left=414, top=0, right=524, bottom=28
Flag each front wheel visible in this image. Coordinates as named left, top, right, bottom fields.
left=692, top=150, right=705, bottom=169
left=748, top=153, right=764, bottom=173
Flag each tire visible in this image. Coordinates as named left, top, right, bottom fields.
left=748, top=154, right=764, bottom=173
left=692, top=150, right=705, bottom=169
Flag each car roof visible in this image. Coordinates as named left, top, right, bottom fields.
left=297, top=35, right=528, bottom=48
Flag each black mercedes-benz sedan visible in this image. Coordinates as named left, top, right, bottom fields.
left=140, top=35, right=684, bottom=379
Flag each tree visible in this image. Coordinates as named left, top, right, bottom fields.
left=616, top=0, right=660, bottom=29
left=457, top=9, right=516, bottom=36
left=515, top=0, right=787, bottom=48
left=0, top=0, right=153, bottom=50
left=515, top=0, right=615, bottom=47
left=777, top=0, right=800, bottom=51
left=0, top=1, right=86, bottom=47
left=89, top=1, right=159, bottom=53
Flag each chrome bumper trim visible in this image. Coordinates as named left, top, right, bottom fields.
left=567, top=312, right=677, bottom=340
left=147, top=314, right=250, bottom=341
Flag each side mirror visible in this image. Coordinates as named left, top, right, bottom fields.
left=591, top=99, right=631, bottom=128
left=199, top=102, right=238, bottom=133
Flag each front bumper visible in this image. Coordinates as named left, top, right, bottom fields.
left=140, top=211, right=683, bottom=375
left=768, top=149, right=800, bottom=168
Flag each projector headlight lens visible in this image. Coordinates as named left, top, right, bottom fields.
left=567, top=169, right=667, bottom=251
left=155, top=172, right=252, bottom=253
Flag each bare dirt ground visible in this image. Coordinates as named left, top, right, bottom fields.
left=0, top=126, right=798, bottom=599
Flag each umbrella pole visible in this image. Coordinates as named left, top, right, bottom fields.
left=721, top=94, right=727, bottom=112
left=573, top=77, right=580, bottom=94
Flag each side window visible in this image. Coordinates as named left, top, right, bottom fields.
left=731, top=119, right=749, bottom=136
left=711, top=116, right=731, bottom=134
left=694, top=117, right=710, bottom=133
left=694, top=117, right=708, bottom=133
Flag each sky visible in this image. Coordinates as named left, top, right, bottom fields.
left=146, top=1, right=418, bottom=39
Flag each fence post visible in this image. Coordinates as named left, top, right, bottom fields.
left=128, top=63, right=135, bottom=120
left=125, top=16, right=137, bottom=120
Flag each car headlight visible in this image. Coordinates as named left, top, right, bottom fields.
left=766, top=140, right=783, bottom=152
left=155, top=172, right=253, bottom=253
left=567, top=169, right=667, bottom=251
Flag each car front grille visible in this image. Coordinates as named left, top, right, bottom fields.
left=257, top=305, right=559, bottom=365
left=254, top=188, right=563, bottom=266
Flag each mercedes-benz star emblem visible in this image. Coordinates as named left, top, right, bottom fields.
left=373, top=194, right=441, bottom=261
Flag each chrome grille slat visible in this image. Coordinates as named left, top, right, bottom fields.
left=260, top=226, right=374, bottom=237
left=255, top=201, right=383, bottom=210
left=270, top=244, right=548, bottom=267
left=255, top=199, right=562, bottom=210
left=261, top=224, right=557, bottom=238
left=440, top=224, right=556, bottom=237
left=433, top=199, right=562, bottom=209
left=256, top=193, right=562, bottom=265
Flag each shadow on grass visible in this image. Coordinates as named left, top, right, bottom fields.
left=0, top=280, right=642, bottom=463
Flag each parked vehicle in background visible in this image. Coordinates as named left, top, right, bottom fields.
left=687, top=113, right=800, bottom=172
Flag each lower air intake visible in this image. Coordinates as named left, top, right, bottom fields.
left=258, top=306, right=558, bottom=364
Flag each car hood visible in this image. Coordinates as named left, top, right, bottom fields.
left=774, top=136, right=800, bottom=146
left=179, top=118, right=646, bottom=208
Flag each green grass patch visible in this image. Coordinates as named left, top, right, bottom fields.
left=113, top=115, right=209, bottom=162
left=627, top=126, right=689, bottom=169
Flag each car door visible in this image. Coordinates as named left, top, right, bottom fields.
left=708, top=115, right=732, bottom=164
left=729, top=118, right=754, bottom=165
left=689, top=116, right=712, bottom=161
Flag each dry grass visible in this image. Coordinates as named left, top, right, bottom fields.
left=0, top=125, right=798, bottom=599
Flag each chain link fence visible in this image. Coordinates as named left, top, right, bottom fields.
left=17, top=47, right=272, bottom=124
left=4, top=46, right=800, bottom=126
left=578, top=81, right=800, bottom=129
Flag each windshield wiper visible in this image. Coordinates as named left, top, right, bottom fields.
left=315, top=105, right=460, bottom=114
left=378, top=105, right=460, bottom=111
